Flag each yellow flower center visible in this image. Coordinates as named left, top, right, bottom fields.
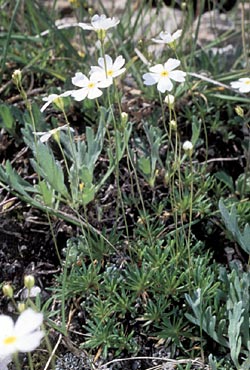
left=107, top=69, right=113, bottom=77
left=244, top=80, right=250, bottom=85
left=87, top=82, right=95, bottom=89
left=161, top=70, right=169, bottom=77
left=4, top=336, right=17, bottom=345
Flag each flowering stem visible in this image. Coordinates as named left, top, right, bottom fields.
left=126, top=144, right=153, bottom=246
left=28, top=353, right=34, bottom=370
left=159, top=92, right=168, bottom=135
left=187, top=155, right=194, bottom=292
left=13, top=353, right=22, bottom=370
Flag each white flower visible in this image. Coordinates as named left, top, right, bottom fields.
left=34, top=124, right=74, bottom=143
left=78, top=14, right=119, bottom=32
left=90, top=54, right=126, bottom=86
left=230, top=78, right=250, bottom=93
left=152, top=29, right=182, bottom=44
left=0, top=308, right=43, bottom=357
left=143, top=58, right=186, bottom=93
left=71, top=72, right=110, bottom=101
left=183, top=140, right=193, bottom=151
left=40, top=91, right=72, bottom=112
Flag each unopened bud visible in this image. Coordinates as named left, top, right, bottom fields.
left=2, top=284, right=13, bottom=298
left=53, top=96, right=65, bottom=111
left=88, top=7, right=94, bottom=16
left=24, top=275, right=35, bottom=290
left=121, top=112, right=128, bottom=126
left=235, top=105, right=244, bottom=118
left=12, top=69, right=22, bottom=86
left=17, top=302, right=26, bottom=313
left=181, top=2, right=187, bottom=10
left=164, top=94, right=175, bottom=108
left=169, top=119, right=177, bottom=131
left=183, top=140, right=193, bottom=156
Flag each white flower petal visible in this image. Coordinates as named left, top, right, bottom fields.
left=143, top=72, right=158, bottom=86
left=40, top=100, right=53, bottom=112
left=239, top=78, right=250, bottom=83
left=42, top=94, right=58, bottom=103
left=98, top=77, right=113, bottom=88
left=0, top=316, right=14, bottom=340
left=78, top=22, right=93, bottom=30
left=113, top=55, right=125, bottom=71
left=14, top=309, right=43, bottom=337
left=112, top=67, right=126, bottom=78
left=230, top=81, right=242, bottom=89
left=61, top=90, right=73, bottom=97
left=16, top=332, right=44, bottom=353
left=103, top=54, right=113, bottom=69
left=157, top=77, right=173, bottom=93
left=71, top=88, right=88, bottom=101
left=90, top=66, right=103, bottom=75
left=87, top=87, right=103, bottom=99
left=172, top=29, right=182, bottom=41
left=164, top=58, right=180, bottom=71
left=72, top=72, right=88, bottom=87
left=149, top=64, right=164, bottom=74
left=239, top=85, right=250, bottom=93
left=40, top=133, right=52, bottom=143
left=169, top=70, right=186, bottom=82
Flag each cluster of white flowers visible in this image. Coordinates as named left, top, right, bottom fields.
left=40, top=15, right=187, bottom=114
left=0, top=309, right=43, bottom=370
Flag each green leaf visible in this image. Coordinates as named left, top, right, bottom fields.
left=219, top=199, right=250, bottom=255
left=215, top=171, right=234, bottom=192
left=30, top=142, right=69, bottom=198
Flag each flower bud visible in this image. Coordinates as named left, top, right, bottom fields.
left=121, top=112, right=128, bottom=126
left=164, top=94, right=175, bottom=108
left=88, top=7, right=94, bottom=16
left=183, top=140, right=193, bottom=156
left=24, top=275, right=35, bottom=290
left=12, top=69, right=22, bottom=86
left=2, top=284, right=13, bottom=298
left=169, top=119, right=177, bottom=131
left=181, top=2, right=187, bottom=10
left=18, top=302, right=26, bottom=313
left=53, top=96, right=65, bottom=111
left=235, top=105, right=244, bottom=118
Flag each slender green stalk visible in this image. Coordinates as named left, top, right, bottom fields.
left=27, top=353, right=34, bottom=370
left=187, top=155, right=194, bottom=293
left=126, top=145, right=153, bottom=246
left=13, top=353, right=22, bottom=370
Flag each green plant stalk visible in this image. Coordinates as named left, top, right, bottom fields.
left=159, top=92, right=168, bottom=136
left=187, top=155, right=194, bottom=294
left=242, top=123, right=250, bottom=200
left=100, top=40, right=130, bottom=240
left=126, top=145, right=153, bottom=246
left=27, top=352, right=34, bottom=370
left=46, top=210, right=62, bottom=265
left=241, top=2, right=249, bottom=71
left=13, top=353, right=22, bottom=370
left=42, top=323, right=56, bottom=370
